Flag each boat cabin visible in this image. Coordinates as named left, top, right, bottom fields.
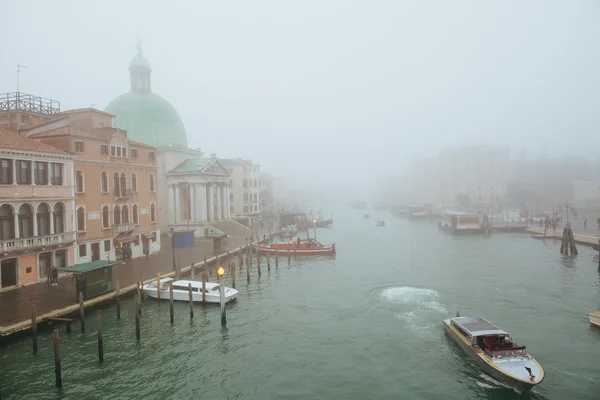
left=155, top=278, right=220, bottom=294
left=451, top=317, right=527, bottom=358
left=440, top=211, right=481, bottom=233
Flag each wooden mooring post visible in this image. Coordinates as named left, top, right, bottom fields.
left=288, top=250, right=291, bottom=265
left=137, top=282, right=142, bottom=316
left=257, top=253, right=262, bottom=277
left=191, top=262, right=195, bottom=280
left=140, top=272, right=144, bottom=301
left=31, top=305, right=38, bottom=355
left=218, top=268, right=227, bottom=325
left=188, top=283, right=194, bottom=319
left=275, top=254, right=279, bottom=268
left=560, top=226, right=578, bottom=255
left=156, top=273, right=161, bottom=303
left=97, top=311, right=103, bottom=362
left=116, top=280, right=121, bottom=320
left=202, top=272, right=207, bottom=303
left=52, top=329, right=62, bottom=388
left=246, top=255, right=251, bottom=283
left=267, top=254, right=271, bottom=272
left=134, top=295, right=140, bottom=342
left=231, top=258, right=236, bottom=289
left=79, top=292, right=85, bottom=334
left=169, top=284, right=174, bottom=324
left=239, top=247, right=244, bottom=268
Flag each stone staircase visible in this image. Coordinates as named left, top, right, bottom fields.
left=208, top=220, right=253, bottom=239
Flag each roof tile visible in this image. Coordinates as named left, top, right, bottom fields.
left=0, top=129, right=67, bottom=155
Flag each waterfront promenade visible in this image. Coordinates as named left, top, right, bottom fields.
left=0, top=220, right=274, bottom=336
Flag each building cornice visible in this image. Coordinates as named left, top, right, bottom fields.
left=0, top=149, right=76, bottom=161
left=75, top=159, right=157, bottom=169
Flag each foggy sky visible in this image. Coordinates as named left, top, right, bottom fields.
left=1, top=1, right=599, bottom=199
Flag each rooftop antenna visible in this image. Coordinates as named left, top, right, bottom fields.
left=17, top=64, right=28, bottom=93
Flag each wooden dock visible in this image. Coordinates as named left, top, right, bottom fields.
left=526, top=227, right=600, bottom=247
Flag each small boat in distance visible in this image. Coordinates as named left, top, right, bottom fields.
left=256, top=239, right=336, bottom=256
left=376, top=220, right=386, bottom=227
left=443, top=316, right=544, bottom=391
left=281, top=224, right=298, bottom=235
left=363, top=214, right=370, bottom=219
left=143, top=278, right=238, bottom=304
left=589, top=310, right=600, bottom=328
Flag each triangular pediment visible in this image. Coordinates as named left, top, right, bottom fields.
left=200, top=159, right=230, bottom=176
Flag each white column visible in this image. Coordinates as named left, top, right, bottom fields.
left=220, top=185, right=226, bottom=219
left=49, top=210, right=54, bottom=234
left=168, top=186, right=175, bottom=224
left=190, top=184, right=196, bottom=222
left=14, top=212, right=19, bottom=238
left=216, top=184, right=222, bottom=220
left=224, top=186, right=230, bottom=219
left=200, top=184, right=207, bottom=222
left=207, top=184, right=214, bottom=222
left=174, top=184, right=180, bottom=224
left=12, top=160, right=17, bottom=185
left=33, top=212, right=38, bottom=236
left=194, top=184, right=204, bottom=222
left=31, top=162, right=36, bottom=186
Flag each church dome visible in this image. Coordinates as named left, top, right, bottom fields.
left=104, top=48, right=188, bottom=148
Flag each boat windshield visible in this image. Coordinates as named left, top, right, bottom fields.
left=487, top=347, right=528, bottom=359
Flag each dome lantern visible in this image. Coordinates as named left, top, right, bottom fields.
left=129, top=38, right=152, bottom=92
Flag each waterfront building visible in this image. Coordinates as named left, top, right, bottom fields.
left=23, top=108, right=161, bottom=261
left=0, top=128, right=76, bottom=289
left=104, top=46, right=232, bottom=236
left=260, top=173, right=274, bottom=215
left=220, top=158, right=261, bottom=216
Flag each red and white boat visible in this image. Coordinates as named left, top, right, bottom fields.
left=256, top=239, right=336, bottom=256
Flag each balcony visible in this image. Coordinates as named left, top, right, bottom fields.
left=114, top=189, right=133, bottom=200
left=113, top=223, right=135, bottom=233
left=0, top=231, right=76, bottom=253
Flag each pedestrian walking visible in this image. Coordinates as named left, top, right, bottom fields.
left=51, top=266, right=59, bottom=286
left=45, top=264, right=52, bottom=286
left=584, top=217, right=587, bottom=228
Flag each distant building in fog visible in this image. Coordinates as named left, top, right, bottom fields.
left=573, top=181, right=600, bottom=208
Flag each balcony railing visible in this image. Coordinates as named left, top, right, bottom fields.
left=113, top=223, right=135, bottom=233
left=114, top=189, right=133, bottom=200
left=0, top=231, right=76, bottom=253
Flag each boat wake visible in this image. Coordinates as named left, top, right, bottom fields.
left=378, top=286, right=447, bottom=332
left=470, top=373, right=523, bottom=394
left=379, top=286, right=447, bottom=313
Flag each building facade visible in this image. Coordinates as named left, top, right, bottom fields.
left=221, top=158, right=261, bottom=216
left=24, top=109, right=161, bottom=262
left=0, top=129, right=76, bottom=289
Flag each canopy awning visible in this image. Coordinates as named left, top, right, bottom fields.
left=115, top=236, right=137, bottom=243
left=142, top=232, right=156, bottom=239
left=59, top=259, right=119, bottom=274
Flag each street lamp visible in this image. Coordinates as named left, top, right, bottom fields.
left=170, top=227, right=176, bottom=272
left=564, top=200, right=571, bottom=221
left=313, top=219, right=317, bottom=241
left=217, top=266, right=226, bottom=325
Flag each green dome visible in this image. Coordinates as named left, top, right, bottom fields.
left=105, top=92, right=188, bottom=148
left=105, top=51, right=188, bottom=148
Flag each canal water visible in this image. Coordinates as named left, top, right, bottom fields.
left=1, top=208, right=599, bottom=399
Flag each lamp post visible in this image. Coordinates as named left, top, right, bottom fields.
left=217, top=266, right=226, bottom=325
left=170, top=227, right=176, bottom=272
left=564, top=200, right=571, bottom=222
left=313, top=219, right=317, bottom=242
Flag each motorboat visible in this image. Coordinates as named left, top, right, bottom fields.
left=142, top=278, right=238, bottom=304
left=443, top=316, right=544, bottom=390
left=589, top=310, right=600, bottom=328
left=376, top=220, right=386, bottom=227
left=281, top=224, right=298, bottom=235
left=363, top=214, right=370, bottom=219
left=256, top=239, right=336, bottom=256
left=438, top=211, right=483, bottom=235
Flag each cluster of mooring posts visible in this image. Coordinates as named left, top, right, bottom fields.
left=24, top=236, right=291, bottom=390
left=560, top=223, right=578, bottom=256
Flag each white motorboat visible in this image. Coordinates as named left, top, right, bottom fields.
left=142, top=278, right=238, bottom=304
left=443, top=316, right=544, bottom=390
left=589, top=310, right=600, bottom=328
left=281, top=224, right=298, bottom=235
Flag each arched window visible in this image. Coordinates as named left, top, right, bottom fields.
left=132, top=173, right=137, bottom=192
left=0, top=204, right=15, bottom=240
left=102, top=205, right=110, bottom=229
left=150, top=203, right=156, bottom=222
left=53, top=203, right=65, bottom=233
left=18, top=204, right=34, bottom=238
left=75, top=170, right=84, bottom=193
left=101, top=171, right=108, bottom=193
left=114, top=205, right=121, bottom=225
left=122, top=205, right=129, bottom=223
left=133, top=204, right=139, bottom=225
left=77, top=207, right=86, bottom=231
left=120, top=173, right=127, bottom=195
left=149, top=174, right=155, bottom=192
left=113, top=173, right=119, bottom=196
left=37, top=203, right=51, bottom=236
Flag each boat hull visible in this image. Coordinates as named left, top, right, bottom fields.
left=142, top=286, right=238, bottom=304
left=256, top=245, right=336, bottom=256
left=438, top=224, right=483, bottom=235
left=443, top=319, right=542, bottom=391
left=590, top=311, right=600, bottom=328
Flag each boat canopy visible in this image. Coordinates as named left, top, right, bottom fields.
left=451, top=316, right=507, bottom=337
